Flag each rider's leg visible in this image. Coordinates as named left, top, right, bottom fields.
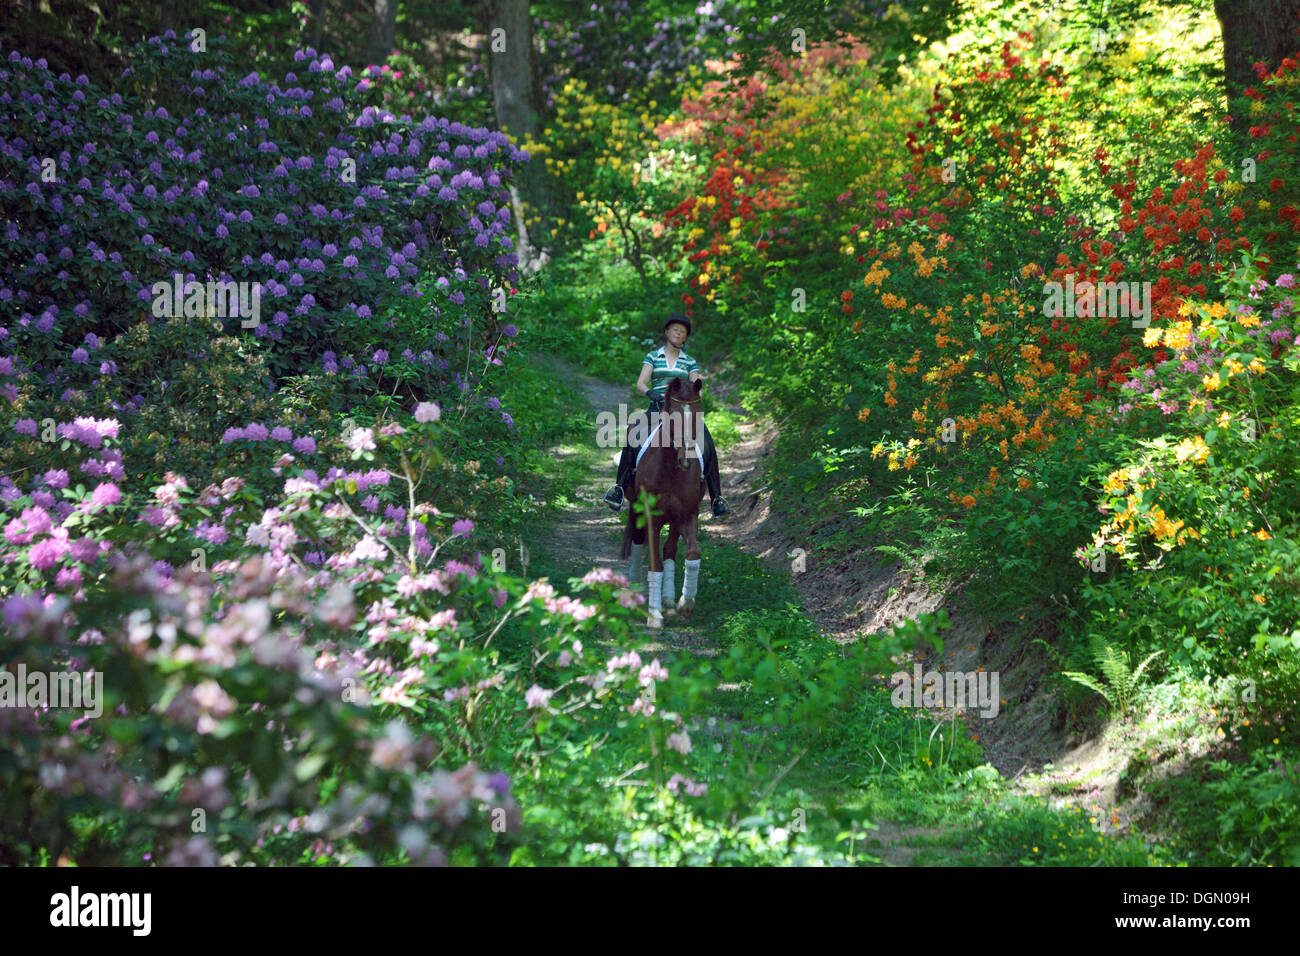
left=607, top=408, right=650, bottom=510
left=701, top=421, right=729, bottom=517
left=605, top=443, right=634, bottom=510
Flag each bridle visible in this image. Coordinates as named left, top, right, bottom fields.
left=663, top=392, right=703, bottom=470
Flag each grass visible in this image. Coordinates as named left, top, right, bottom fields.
left=512, top=342, right=1173, bottom=866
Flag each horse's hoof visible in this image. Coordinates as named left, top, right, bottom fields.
left=664, top=605, right=678, bottom=616
left=646, top=614, right=663, bottom=630
left=676, top=596, right=695, bottom=615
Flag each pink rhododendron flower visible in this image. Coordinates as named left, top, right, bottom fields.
left=90, top=483, right=121, bottom=508
left=524, top=684, right=554, bottom=709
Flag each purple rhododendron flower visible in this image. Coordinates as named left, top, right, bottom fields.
left=90, top=483, right=121, bottom=508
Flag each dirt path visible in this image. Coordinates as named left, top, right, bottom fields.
left=533, top=360, right=630, bottom=580
left=529, top=355, right=949, bottom=864
left=529, top=353, right=1150, bottom=859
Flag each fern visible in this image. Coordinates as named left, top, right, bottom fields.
left=1063, top=637, right=1163, bottom=719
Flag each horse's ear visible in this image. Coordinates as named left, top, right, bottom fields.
left=694, top=378, right=702, bottom=394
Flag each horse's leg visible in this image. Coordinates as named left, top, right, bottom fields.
left=645, top=492, right=664, bottom=629
left=662, top=520, right=679, bottom=616
left=677, top=510, right=702, bottom=616
left=627, top=508, right=646, bottom=589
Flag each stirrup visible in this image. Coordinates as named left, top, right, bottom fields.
left=712, top=496, right=731, bottom=517
left=605, top=485, right=624, bottom=511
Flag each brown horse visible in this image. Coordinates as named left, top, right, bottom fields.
left=620, top=377, right=705, bottom=628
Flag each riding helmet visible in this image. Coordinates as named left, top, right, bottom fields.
left=663, top=313, right=692, bottom=336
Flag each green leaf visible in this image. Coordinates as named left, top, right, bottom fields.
left=295, top=753, right=329, bottom=782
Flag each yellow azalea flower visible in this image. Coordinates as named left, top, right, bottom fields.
left=1248, top=358, right=1267, bottom=374
left=1255, top=528, right=1271, bottom=540
left=1175, top=436, right=1211, bottom=464
left=858, top=407, right=871, bottom=422
left=1207, top=303, right=1228, bottom=319
left=1142, top=327, right=1163, bottom=347
left=1165, top=322, right=1193, bottom=350
left=1201, top=373, right=1221, bottom=392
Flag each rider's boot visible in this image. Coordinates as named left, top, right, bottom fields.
left=705, top=452, right=730, bottom=517
left=605, top=444, right=634, bottom=511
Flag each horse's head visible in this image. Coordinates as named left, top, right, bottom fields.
left=663, top=377, right=704, bottom=471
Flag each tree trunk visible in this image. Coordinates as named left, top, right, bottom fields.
left=367, top=0, right=398, bottom=66
left=1215, top=0, right=1300, bottom=131
left=484, top=0, right=551, bottom=273
left=306, top=0, right=326, bottom=54
left=158, top=0, right=178, bottom=36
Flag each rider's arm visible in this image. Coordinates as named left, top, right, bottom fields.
left=637, top=363, right=653, bottom=397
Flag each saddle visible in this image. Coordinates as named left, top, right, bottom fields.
left=633, top=417, right=705, bottom=470
left=613, top=422, right=710, bottom=498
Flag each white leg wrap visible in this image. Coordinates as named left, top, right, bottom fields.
left=629, top=542, right=646, bottom=589
left=662, top=559, right=676, bottom=604
left=682, top=559, right=701, bottom=599
left=647, top=570, right=663, bottom=616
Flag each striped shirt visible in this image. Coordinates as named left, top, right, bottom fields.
left=643, top=346, right=699, bottom=399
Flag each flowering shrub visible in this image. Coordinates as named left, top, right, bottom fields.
left=662, top=41, right=882, bottom=312
left=0, top=32, right=522, bottom=423
left=521, top=79, right=687, bottom=276
left=1081, top=261, right=1300, bottom=674
left=0, top=394, right=712, bottom=864
left=0, top=34, right=527, bottom=497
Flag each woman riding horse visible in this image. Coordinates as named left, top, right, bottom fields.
left=604, top=314, right=729, bottom=517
